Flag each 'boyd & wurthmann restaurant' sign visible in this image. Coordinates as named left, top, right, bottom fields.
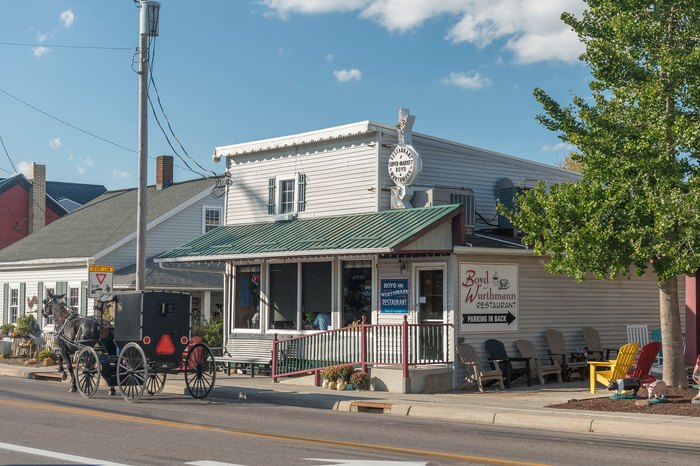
left=459, top=263, right=519, bottom=333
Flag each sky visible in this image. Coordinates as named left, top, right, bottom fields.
left=0, top=0, right=591, bottom=191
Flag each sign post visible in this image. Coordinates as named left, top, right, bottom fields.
left=88, top=265, right=114, bottom=298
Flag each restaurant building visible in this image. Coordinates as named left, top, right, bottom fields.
left=157, top=109, right=685, bottom=390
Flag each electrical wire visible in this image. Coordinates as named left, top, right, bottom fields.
left=0, top=134, right=18, bottom=174
left=0, top=87, right=136, bottom=154
left=0, top=41, right=132, bottom=51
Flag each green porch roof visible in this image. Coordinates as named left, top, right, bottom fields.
left=157, top=205, right=462, bottom=262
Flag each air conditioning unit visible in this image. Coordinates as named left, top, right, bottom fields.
left=412, top=188, right=475, bottom=232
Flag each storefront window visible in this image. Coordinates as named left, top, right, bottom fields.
left=302, top=262, right=332, bottom=330
left=235, top=265, right=261, bottom=329
left=269, top=263, right=298, bottom=330
left=342, top=261, right=372, bottom=326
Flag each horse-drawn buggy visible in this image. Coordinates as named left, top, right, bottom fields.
left=42, top=290, right=216, bottom=402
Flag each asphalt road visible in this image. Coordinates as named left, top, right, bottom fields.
left=1, top=377, right=698, bottom=466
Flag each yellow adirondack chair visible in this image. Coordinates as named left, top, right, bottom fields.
left=587, top=342, right=640, bottom=394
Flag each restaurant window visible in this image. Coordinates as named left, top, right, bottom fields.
left=9, top=287, right=19, bottom=323
left=269, top=263, right=298, bottom=330
left=235, top=265, right=261, bottom=329
left=342, top=261, right=372, bottom=327
left=302, top=262, right=332, bottom=330
left=68, top=286, right=79, bottom=313
left=202, top=206, right=222, bottom=234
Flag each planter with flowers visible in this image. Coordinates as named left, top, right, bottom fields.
left=320, top=365, right=341, bottom=389
left=350, top=370, right=371, bottom=391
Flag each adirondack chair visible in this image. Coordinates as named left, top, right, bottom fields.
left=626, top=324, right=649, bottom=346
left=484, top=339, right=531, bottom=388
left=456, top=343, right=505, bottom=392
left=545, top=329, right=588, bottom=381
left=626, top=341, right=661, bottom=384
left=515, top=339, right=563, bottom=385
left=587, top=342, right=640, bottom=393
left=581, top=327, right=617, bottom=361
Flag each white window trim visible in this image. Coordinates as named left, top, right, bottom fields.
left=9, top=285, right=19, bottom=323
left=202, top=205, right=223, bottom=235
left=275, top=173, right=298, bottom=217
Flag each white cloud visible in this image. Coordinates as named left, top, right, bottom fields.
left=59, top=9, right=75, bottom=28
left=326, top=53, right=335, bottom=61
left=442, top=71, right=491, bottom=90
left=36, top=31, right=49, bottom=43
left=32, top=46, right=50, bottom=57
left=49, top=137, right=62, bottom=150
left=75, top=157, right=93, bottom=175
left=262, top=0, right=586, bottom=64
left=333, top=68, right=362, bottom=82
left=541, top=142, right=575, bottom=152
left=16, top=161, right=32, bottom=177
left=112, top=169, right=131, bottom=179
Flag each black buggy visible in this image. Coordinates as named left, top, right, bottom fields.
left=72, top=290, right=216, bottom=402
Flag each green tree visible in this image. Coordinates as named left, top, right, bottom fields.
left=500, top=1, right=700, bottom=386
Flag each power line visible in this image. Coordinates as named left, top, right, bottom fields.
left=0, top=41, right=132, bottom=51
left=0, top=87, right=136, bottom=154
left=0, top=134, right=18, bottom=174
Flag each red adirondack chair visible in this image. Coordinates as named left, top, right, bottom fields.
left=627, top=341, right=661, bottom=384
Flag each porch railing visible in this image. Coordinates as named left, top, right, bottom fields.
left=272, top=316, right=453, bottom=385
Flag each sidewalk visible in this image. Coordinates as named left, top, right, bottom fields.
left=3, top=363, right=700, bottom=444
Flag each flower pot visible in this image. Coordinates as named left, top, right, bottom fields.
left=346, top=384, right=354, bottom=390
left=322, top=379, right=329, bottom=389
left=328, top=381, right=337, bottom=390
left=336, top=380, right=347, bottom=391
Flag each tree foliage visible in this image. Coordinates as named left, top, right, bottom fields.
left=500, top=1, right=700, bottom=386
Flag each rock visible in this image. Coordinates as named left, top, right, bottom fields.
left=24, top=359, right=38, bottom=365
left=635, top=399, right=651, bottom=407
left=43, top=357, right=55, bottom=366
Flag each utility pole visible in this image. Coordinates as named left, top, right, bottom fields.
left=136, top=1, right=160, bottom=291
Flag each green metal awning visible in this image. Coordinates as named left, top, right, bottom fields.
left=156, top=204, right=462, bottom=263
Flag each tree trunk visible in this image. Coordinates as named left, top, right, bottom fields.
left=660, top=276, right=687, bottom=387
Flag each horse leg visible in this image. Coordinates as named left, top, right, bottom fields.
left=62, top=346, right=77, bottom=393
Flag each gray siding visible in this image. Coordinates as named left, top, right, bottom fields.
left=225, top=135, right=378, bottom=224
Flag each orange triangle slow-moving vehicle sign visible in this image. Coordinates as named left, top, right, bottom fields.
left=155, top=335, right=175, bottom=355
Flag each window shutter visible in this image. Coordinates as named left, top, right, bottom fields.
left=81, top=281, right=88, bottom=316
left=267, top=177, right=276, bottom=214
left=297, top=173, right=306, bottom=212
left=2, top=283, right=8, bottom=325
left=37, top=282, right=43, bottom=313
left=19, top=283, right=26, bottom=316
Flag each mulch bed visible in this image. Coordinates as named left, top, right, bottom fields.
left=550, top=386, right=700, bottom=417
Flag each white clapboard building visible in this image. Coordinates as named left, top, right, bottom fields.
left=157, top=109, right=686, bottom=391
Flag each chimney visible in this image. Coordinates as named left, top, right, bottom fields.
left=28, top=163, right=46, bottom=234
left=156, top=155, right=173, bottom=190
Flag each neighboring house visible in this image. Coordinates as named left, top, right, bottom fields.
left=156, top=109, right=685, bottom=390
left=0, top=156, right=224, bottom=331
left=0, top=164, right=106, bottom=250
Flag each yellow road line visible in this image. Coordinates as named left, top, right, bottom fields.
left=0, top=399, right=547, bottom=466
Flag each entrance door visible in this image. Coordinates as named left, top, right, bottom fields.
left=416, top=267, right=445, bottom=361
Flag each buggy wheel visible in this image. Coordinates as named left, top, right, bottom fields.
left=145, top=372, right=166, bottom=396
left=76, top=347, right=101, bottom=399
left=185, top=343, right=216, bottom=399
left=116, top=342, right=148, bottom=402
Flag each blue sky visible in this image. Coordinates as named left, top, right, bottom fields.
left=0, top=0, right=589, bottom=190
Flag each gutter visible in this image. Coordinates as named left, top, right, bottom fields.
left=154, top=247, right=393, bottom=264
left=0, top=257, right=91, bottom=270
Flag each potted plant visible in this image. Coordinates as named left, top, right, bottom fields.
left=350, top=370, right=370, bottom=391
left=38, top=347, right=56, bottom=366
left=320, top=365, right=341, bottom=389
left=338, top=364, right=354, bottom=383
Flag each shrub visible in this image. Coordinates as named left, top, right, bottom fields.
left=38, top=347, right=56, bottom=361
left=192, top=314, right=223, bottom=348
left=338, top=364, right=355, bottom=381
left=0, top=323, right=13, bottom=336
left=15, top=314, right=39, bottom=337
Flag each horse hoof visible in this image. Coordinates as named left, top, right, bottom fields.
left=69, top=387, right=77, bottom=393
left=60, top=373, right=68, bottom=381
left=108, top=387, right=116, bottom=396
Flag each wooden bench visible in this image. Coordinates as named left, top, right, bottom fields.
left=213, top=348, right=271, bottom=377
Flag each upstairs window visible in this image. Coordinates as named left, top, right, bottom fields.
left=268, top=173, right=306, bottom=216
left=203, top=206, right=222, bottom=234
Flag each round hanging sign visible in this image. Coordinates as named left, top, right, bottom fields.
left=388, top=144, right=422, bottom=186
